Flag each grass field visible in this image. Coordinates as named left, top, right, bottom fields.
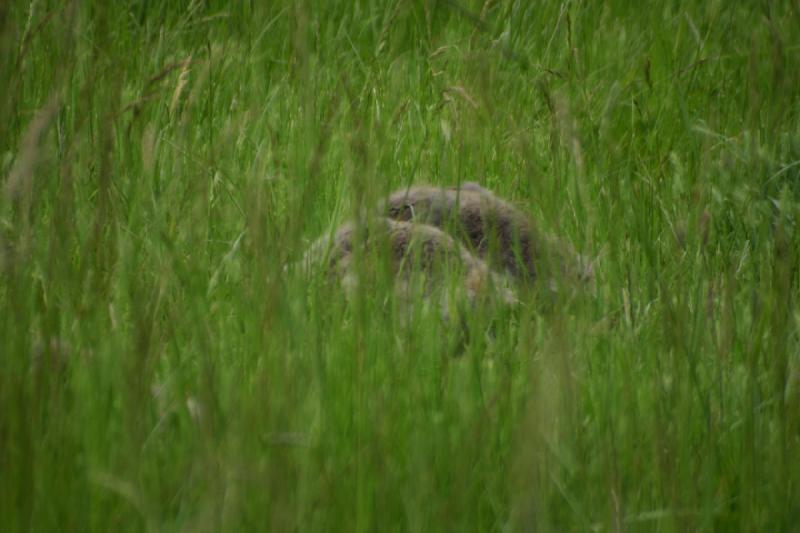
left=2, top=1, right=799, bottom=531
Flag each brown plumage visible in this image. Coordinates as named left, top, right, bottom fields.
left=300, top=217, right=517, bottom=308
left=381, top=183, right=593, bottom=286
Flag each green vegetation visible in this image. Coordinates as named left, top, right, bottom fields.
left=2, top=1, right=799, bottom=530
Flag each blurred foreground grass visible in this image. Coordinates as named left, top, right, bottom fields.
left=1, top=1, right=799, bottom=531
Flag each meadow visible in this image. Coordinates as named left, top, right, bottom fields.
left=1, top=1, right=799, bottom=531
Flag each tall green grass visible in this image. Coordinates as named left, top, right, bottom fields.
left=1, top=1, right=799, bottom=530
